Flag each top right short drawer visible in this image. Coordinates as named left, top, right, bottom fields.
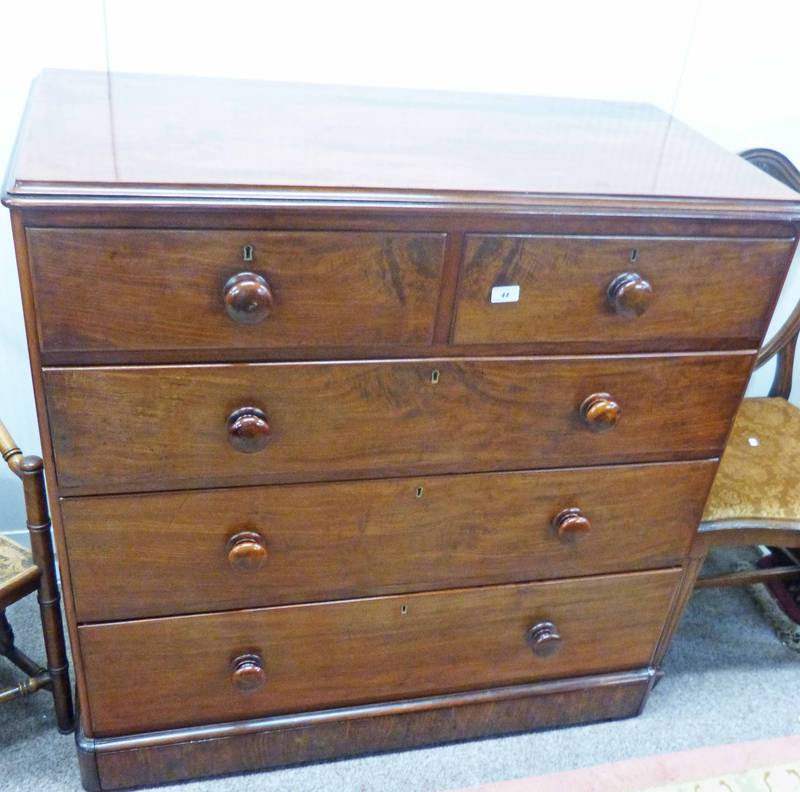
left=452, top=235, right=795, bottom=350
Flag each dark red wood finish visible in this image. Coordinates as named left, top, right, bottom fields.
left=62, top=460, right=716, bottom=622
left=4, top=71, right=799, bottom=792
left=44, top=354, right=751, bottom=495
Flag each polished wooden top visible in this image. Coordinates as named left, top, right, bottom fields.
left=4, top=69, right=799, bottom=210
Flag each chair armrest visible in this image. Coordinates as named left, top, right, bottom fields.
left=0, top=417, right=23, bottom=477
left=741, top=149, right=800, bottom=397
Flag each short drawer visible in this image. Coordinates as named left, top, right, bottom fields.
left=452, top=235, right=793, bottom=350
left=26, top=229, right=445, bottom=358
left=63, top=459, right=715, bottom=621
left=78, top=568, right=680, bottom=736
left=45, top=354, right=750, bottom=495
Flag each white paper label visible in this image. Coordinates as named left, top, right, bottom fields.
left=490, top=285, right=520, bottom=304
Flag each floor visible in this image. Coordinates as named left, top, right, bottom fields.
left=2, top=554, right=799, bottom=792
left=462, top=735, right=800, bottom=792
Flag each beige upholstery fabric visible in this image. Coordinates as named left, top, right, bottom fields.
left=703, top=397, right=800, bottom=522
left=0, top=533, right=36, bottom=594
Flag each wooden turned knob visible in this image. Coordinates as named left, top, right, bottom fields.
left=223, top=272, right=273, bottom=324
left=527, top=621, right=562, bottom=658
left=580, top=392, right=621, bottom=432
left=227, top=407, right=271, bottom=453
left=607, top=272, right=653, bottom=317
left=227, top=531, right=268, bottom=571
left=231, top=653, right=266, bottom=692
left=552, top=508, right=592, bottom=543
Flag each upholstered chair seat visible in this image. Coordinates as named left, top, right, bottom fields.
left=704, top=398, right=800, bottom=523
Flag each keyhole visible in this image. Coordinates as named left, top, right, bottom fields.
left=243, top=244, right=254, bottom=262
left=400, top=605, right=408, bottom=615
left=431, top=370, right=440, bottom=384
left=630, top=248, right=639, bottom=263
left=415, top=486, right=424, bottom=498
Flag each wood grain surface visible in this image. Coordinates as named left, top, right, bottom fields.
left=7, top=71, right=800, bottom=207
left=453, top=235, right=794, bottom=348
left=79, top=670, right=653, bottom=791
left=62, top=459, right=715, bottom=621
left=7, top=67, right=800, bottom=791
left=78, top=568, right=679, bottom=735
left=44, top=354, right=751, bottom=495
left=27, top=230, right=445, bottom=354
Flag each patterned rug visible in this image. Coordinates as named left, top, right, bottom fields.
left=448, top=736, right=800, bottom=792
left=648, top=761, right=800, bottom=791
left=735, top=551, right=800, bottom=652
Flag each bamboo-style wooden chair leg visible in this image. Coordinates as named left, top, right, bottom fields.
left=21, top=456, right=74, bottom=733
left=0, top=610, right=13, bottom=653
left=0, top=609, right=44, bottom=676
left=0, top=609, right=51, bottom=704
left=1, top=417, right=74, bottom=731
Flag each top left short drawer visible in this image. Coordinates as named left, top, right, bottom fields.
left=26, top=229, right=446, bottom=360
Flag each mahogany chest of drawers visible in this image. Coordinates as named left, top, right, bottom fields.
left=5, top=70, right=800, bottom=790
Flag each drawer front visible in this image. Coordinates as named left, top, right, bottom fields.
left=64, top=460, right=715, bottom=621
left=453, top=235, right=793, bottom=349
left=45, top=354, right=750, bottom=495
left=27, top=229, right=445, bottom=356
left=78, top=568, right=680, bottom=735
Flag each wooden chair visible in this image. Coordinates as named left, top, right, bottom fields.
left=0, top=417, right=73, bottom=732
left=692, top=148, right=800, bottom=596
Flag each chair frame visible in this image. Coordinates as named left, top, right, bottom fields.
left=694, top=149, right=800, bottom=588
left=0, top=417, right=74, bottom=733
left=649, top=148, right=800, bottom=668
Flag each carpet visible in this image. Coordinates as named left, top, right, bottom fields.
left=1, top=548, right=799, bottom=791
left=446, top=736, right=800, bottom=791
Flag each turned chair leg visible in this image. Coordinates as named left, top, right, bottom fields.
left=0, top=609, right=12, bottom=653
left=0, top=610, right=18, bottom=667
left=0, top=609, right=44, bottom=676
left=21, top=456, right=74, bottom=733
left=0, top=608, right=52, bottom=704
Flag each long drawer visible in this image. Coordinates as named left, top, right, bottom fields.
left=45, top=354, right=750, bottom=495
left=78, top=568, right=680, bottom=736
left=26, top=229, right=446, bottom=357
left=63, top=460, right=715, bottom=621
left=453, top=235, right=793, bottom=349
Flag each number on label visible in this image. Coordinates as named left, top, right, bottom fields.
left=490, top=285, right=520, bottom=304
